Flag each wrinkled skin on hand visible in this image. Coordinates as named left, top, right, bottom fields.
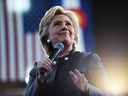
left=37, top=58, right=55, bottom=83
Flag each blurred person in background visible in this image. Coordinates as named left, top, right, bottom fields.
left=24, top=6, right=113, bottom=96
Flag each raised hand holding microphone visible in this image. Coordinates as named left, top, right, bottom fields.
left=40, top=42, right=64, bottom=75
left=37, top=43, right=64, bottom=81
left=37, top=58, right=54, bottom=83
left=37, top=43, right=64, bottom=83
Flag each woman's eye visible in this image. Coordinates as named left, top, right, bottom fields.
left=66, top=22, right=72, bottom=26
left=54, top=23, right=60, bottom=26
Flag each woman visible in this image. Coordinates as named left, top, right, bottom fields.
left=24, top=6, right=113, bottom=96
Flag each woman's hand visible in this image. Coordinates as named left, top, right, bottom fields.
left=37, top=58, right=55, bottom=83
left=69, top=69, right=89, bottom=93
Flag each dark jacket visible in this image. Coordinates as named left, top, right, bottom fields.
left=24, top=51, right=113, bottom=96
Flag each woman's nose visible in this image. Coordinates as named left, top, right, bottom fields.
left=61, top=24, right=68, bottom=31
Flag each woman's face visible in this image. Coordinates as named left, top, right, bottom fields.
left=48, top=14, right=75, bottom=48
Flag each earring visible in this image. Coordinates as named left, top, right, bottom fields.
left=47, top=39, right=50, bottom=43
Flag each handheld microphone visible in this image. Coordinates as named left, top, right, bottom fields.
left=40, top=42, right=64, bottom=75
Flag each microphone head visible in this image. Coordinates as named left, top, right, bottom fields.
left=55, top=42, right=64, bottom=51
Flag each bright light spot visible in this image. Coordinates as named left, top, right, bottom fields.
left=104, top=58, right=128, bottom=95
left=25, top=65, right=33, bottom=84
left=14, top=0, right=30, bottom=12
left=25, top=75, right=29, bottom=84
left=7, top=0, right=30, bottom=13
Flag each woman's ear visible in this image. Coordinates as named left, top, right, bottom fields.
left=45, top=36, right=48, bottom=41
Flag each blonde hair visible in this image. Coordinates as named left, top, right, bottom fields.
left=39, top=6, right=79, bottom=56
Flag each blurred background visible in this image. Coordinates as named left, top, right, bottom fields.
left=0, top=0, right=128, bottom=96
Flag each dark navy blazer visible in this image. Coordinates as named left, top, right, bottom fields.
left=24, top=51, right=113, bottom=96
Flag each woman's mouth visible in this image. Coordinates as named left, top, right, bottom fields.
left=60, top=32, right=69, bottom=35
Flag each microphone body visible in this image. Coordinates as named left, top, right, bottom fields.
left=40, top=43, right=64, bottom=75
left=49, top=48, right=61, bottom=61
